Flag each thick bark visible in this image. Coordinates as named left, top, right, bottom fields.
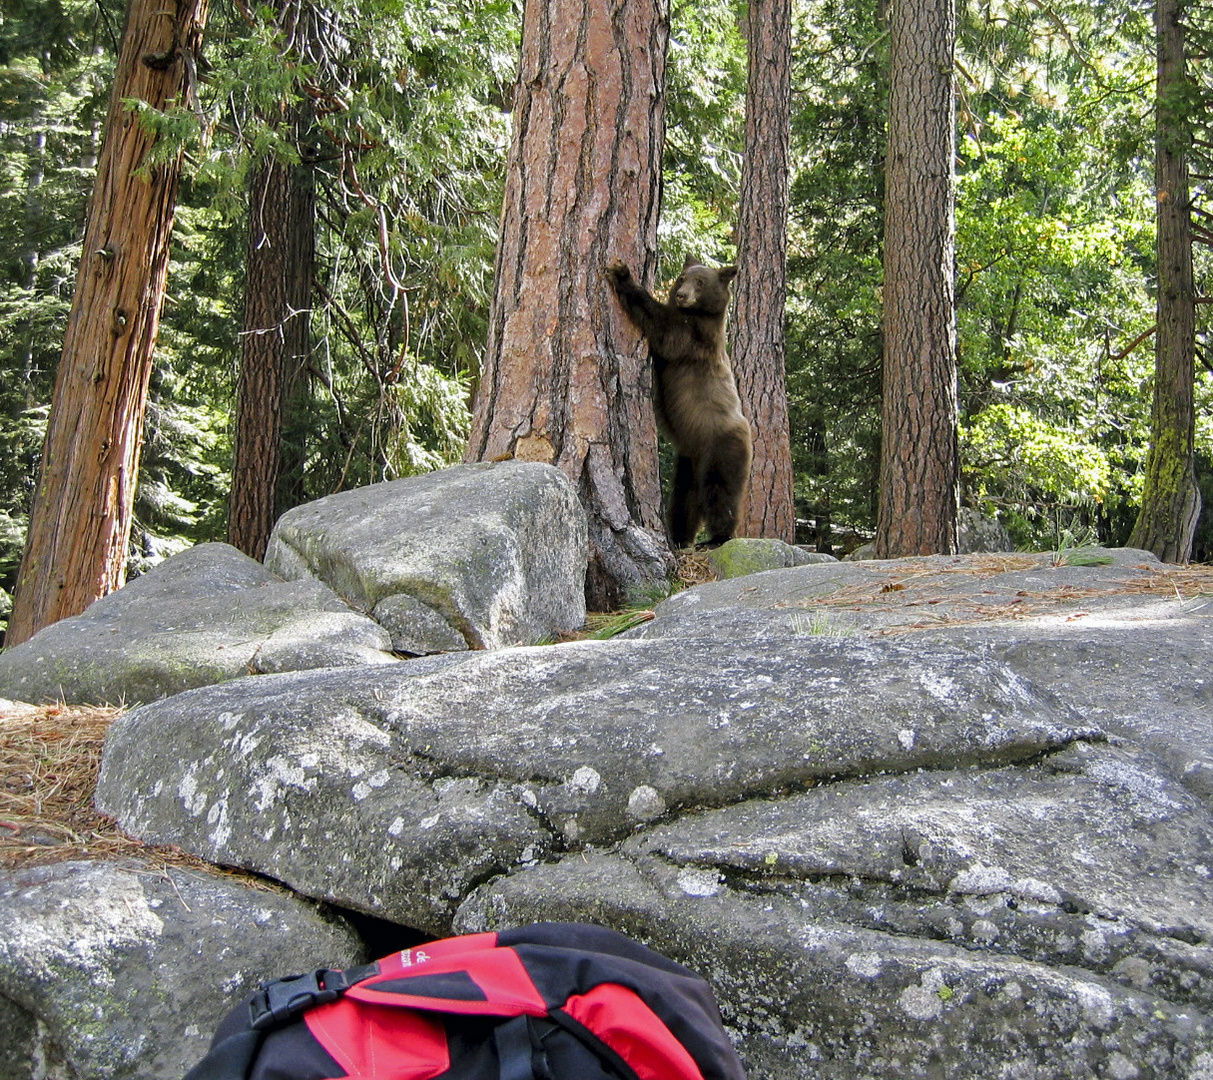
left=731, top=0, right=796, bottom=542
left=7, top=0, right=210, bottom=648
left=874, top=0, right=959, bottom=557
left=228, top=152, right=315, bottom=561
left=466, top=0, right=673, bottom=610
left=1127, top=0, right=1199, bottom=562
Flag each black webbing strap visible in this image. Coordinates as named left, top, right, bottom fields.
left=494, top=1015, right=559, bottom=1080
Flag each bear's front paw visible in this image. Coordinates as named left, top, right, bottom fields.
left=606, top=259, right=632, bottom=287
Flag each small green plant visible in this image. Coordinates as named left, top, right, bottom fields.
left=626, top=579, right=675, bottom=607
left=1052, top=525, right=1114, bottom=567
left=788, top=610, right=853, bottom=638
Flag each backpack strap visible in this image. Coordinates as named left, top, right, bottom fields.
left=495, top=1014, right=568, bottom=1080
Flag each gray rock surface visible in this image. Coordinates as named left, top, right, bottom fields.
left=0, top=462, right=591, bottom=706
left=456, top=835, right=1213, bottom=1079
left=264, top=461, right=587, bottom=652
left=957, top=506, right=1014, bottom=553
left=28, top=548, right=1213, bottom=1078
left=628, top=549, right=1213, bottom=803
left=96, top=634, right=1090, bottom=936
left=0, top=543, right=396, bottom=706
left=0, top=858, right=364, bottom=1080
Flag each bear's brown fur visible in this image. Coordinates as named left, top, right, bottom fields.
left=607, top=256, right=753, bottom=548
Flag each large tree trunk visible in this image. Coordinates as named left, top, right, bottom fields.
left=1127, top=0, right=1199, bottom=562
left=228, top=151, right=315, bottom=561
left=6, top=0, right=210, bottom=648
left=874, top=0, right=959, bottom=558
left=466, top=0, right=673, bottom=611
left=731, top=0, right=796, bottom=542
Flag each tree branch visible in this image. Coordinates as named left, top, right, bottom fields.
left=1110, top=324, right=1156, bottom=361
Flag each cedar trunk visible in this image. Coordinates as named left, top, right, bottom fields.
left=731, top=0, right=796, bottom=542
left=6, top=0, right=210, bottom=647
left=466, top=0, right=673, bottom=610
left=874, top=0, right=959, bottom=557
left=228, top=152, right=315, bottom=561
left=1127, top=0, right=1199, bottom=562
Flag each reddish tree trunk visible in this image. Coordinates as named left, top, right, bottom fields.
left=731, top=0, right=796, bottom=543
left=466, top=0, right=673, bottom=610
left=874, top=0, right=959, bottom=558
left=7, top=0, right=210, bottom=647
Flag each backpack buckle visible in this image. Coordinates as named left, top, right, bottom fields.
left=249, top=970, right=342, bottom=1031
left=248, top=962, right=381, bottom=1031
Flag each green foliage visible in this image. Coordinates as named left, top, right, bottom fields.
left=584, top=609, right=657, bottom=640
left=1050, top=523, right=1114, bottom=566
left=663, top=0, right=747, bottom=272
left=961, top=403, right=1119, bottom=546
left=197, top=0, right=516, bottom=498
left=783, top=0, right=1200, bottom=553
left=948, top=0, right=1198, bottom=551
left=954, top=94, right=1158, bottom=548
left=785, top=0, right=889, bottom=549
left=0, top=0, right=519, bottom=595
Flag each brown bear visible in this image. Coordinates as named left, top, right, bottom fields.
left=607, top=255, right=753, bottom=548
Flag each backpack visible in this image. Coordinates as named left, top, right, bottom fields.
left=184, top=921, right=748, bottom=1080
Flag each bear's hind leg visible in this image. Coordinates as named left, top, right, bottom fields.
left=698, top=432, right=751, bottom=546
left=668, top=453, right=703, bottom=548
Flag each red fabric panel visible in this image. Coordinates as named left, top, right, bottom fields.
left=562, top=985, right=707, bottom=1080
left=376, top=934, right=499, bottom=978
left=348, top=943, right=547, bottom=1017
left=304, top=998, right=449, bottom=1080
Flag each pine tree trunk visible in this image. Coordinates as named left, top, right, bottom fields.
left=466, top=0, right=673, bottom=610
left=228, top=151, right=315, bottom=561
left=1127, top=0, right=1199, bottom=563
left=6, top=0, right=210, bottom=647
left=874, top=0, right=959, bottom=558
left=731, top=0, right=796, bottom=543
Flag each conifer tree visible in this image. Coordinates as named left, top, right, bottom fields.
left=7, top=0, right=210, bottom=646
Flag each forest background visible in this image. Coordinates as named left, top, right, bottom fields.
left=0, top=0, right=1210, bottom=636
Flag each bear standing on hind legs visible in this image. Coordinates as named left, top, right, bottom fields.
left=607, top=256, right=753, bottom=548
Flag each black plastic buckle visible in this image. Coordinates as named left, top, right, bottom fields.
left=249, top=969, right=342, bottom=1031
left=247, top=963, right=381, bottom=1032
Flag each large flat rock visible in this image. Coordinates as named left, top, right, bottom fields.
left=95, top=635, right=1090, bottom=934
left=83, top=549, right=1213, bottom=1078
left=630, top=551, right=1213, bottom=804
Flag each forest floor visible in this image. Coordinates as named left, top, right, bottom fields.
left=0, top=700, right=229, bottom=875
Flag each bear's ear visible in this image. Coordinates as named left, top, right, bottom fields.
left=718, top=265, right=738, bottom=285
left=682, top=254, right=702, bottom=270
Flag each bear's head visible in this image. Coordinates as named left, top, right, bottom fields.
left=668, top=256, right=737, bottom=316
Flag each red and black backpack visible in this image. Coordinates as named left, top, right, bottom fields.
left=184, top=922, right=748, bottom=1080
